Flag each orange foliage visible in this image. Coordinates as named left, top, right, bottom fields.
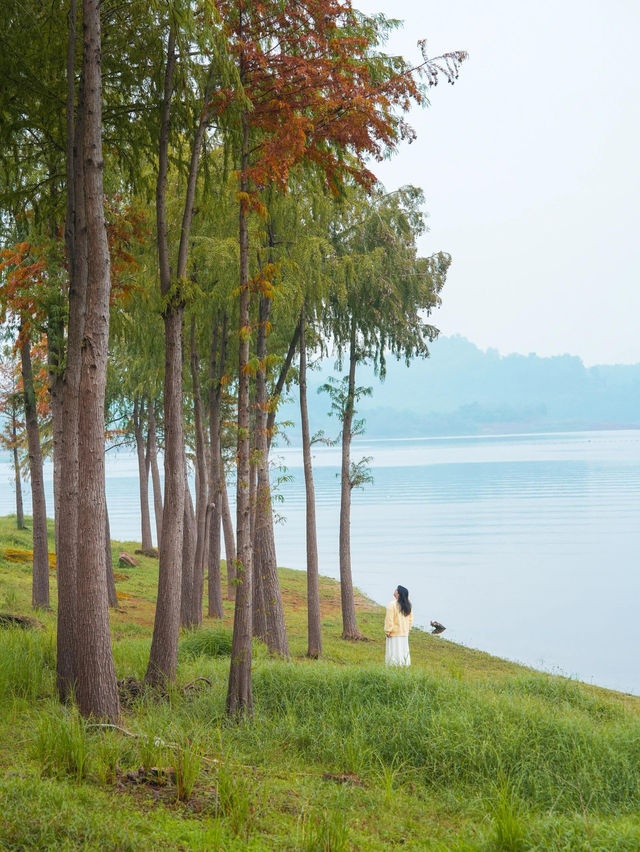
left=214, top=0, right=426, bottom=194
left=0, top=241, right=48, bottom=331
left=1, top=198, right=148, bottom=324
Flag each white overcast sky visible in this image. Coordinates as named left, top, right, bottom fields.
left=355, top=0, right=640, bottom=366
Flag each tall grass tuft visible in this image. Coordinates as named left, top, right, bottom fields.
left=299, top=800, right=351, bottom=852
left=215, top=761, right=264, bottom=838
left=138, top=732, right=169, bottom=777
left=373, top=753, right=408, bottom=808
left=175, top=738, right=202, bottom=802
left=92, top=730, right=123, bottom=785
left=489, top=776, right=526, bottom=851
left=0, top=627, right=55, bottom=703
left=1, top=583, right=19, bottom=611
left=33, top=709, right=88, bottom=781
left=179, top=627, right=233, bottom=661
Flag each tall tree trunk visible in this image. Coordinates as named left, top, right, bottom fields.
left=339, top=317, right=364, bottom=640
left=11, top=402, right=24, bottom=529
left=203, top=501, right=218, bottom=613
left=146, top=29, right=184, bottom=684
left=75, top=0, right=120, bottom=720
left=227, top=110, right=253, bottom=718
left=250, top=433, right=266, bottom=639
left=105, top=500, right=118, bottom=608
left=20, top=333, right=49, bottom=610
left=209, top=312, right=237, bottom=600
left=147, top=403, right=163, bottom=549
left=57, top=0, right=87, bottom=700
left=133, top=395, right=153, bottom=551
left=189, top=318, right=207, bottom=627
left=181, top=478, right=196, bottom=628
left=147, top=309, right=185, bottom=680
left=208, top=500, right=224, bottom=616
left=252, top=541, right=267, bottom=642
left=147, top=28, right=214, bottom=684
left=207, top=318, right=224, bottom=618
left=299, top=308, right=322, bottom=658
left=253, top=294, right=288, bottom=656
left=46, top=321, right=63, bottom=541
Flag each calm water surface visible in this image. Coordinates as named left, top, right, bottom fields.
left=2, top=430, right=639, bottom=695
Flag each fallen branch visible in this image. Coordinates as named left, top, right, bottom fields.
left=86, top=723, right=140, bottom=738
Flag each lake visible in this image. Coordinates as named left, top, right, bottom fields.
left=2, top=429, right=639, bottom=695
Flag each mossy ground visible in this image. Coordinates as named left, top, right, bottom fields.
left=1, top=514, right=639, bottom=851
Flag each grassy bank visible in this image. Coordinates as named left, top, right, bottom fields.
left=1, top=515, right=639, bottom=850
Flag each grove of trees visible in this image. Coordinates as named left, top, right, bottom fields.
left=0, top=0, right=465, bottom=720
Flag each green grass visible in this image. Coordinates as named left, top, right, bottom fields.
left=1, top=514, right=640, bottom=850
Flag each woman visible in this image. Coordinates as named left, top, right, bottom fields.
left=384, top=585, right=413, bottom=666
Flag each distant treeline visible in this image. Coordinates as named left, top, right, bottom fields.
left=279, top=335, right=640, bottom=438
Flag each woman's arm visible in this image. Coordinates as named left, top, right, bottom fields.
left=384, top=602, right=396, bottom=636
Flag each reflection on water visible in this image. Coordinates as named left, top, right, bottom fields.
left=1, top=430, right=639, bottom=695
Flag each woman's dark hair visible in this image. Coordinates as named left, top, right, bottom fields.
left=396, top=585, right=411, bottom=616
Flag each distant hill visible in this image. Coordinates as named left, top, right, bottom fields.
left=276, top=335, right=640, bottom=439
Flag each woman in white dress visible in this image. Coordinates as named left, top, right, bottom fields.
left=384, top=585, right=413, bottom=666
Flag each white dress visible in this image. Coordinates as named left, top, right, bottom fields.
left=384, top=599, right=413, bottom=666
left=385, top=634, right=411, bottom=666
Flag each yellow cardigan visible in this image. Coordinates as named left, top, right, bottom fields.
left=384, top=600, right=413, bottom=637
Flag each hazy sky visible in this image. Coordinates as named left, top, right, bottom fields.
left=355, top=0, right=640, bottom=366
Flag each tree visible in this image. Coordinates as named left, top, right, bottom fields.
left=73, top=0, right=121, bottom=721
left=19, top=330, right=50, bottom=609
left=320, top=372, right=372, bottom=639
left=144, top=26, right=186, bottom=685
left=146, top=14, right=222, bottom=684
left=133, top=395, right=154, bottom=552
left=54, top=0, right=88, bottom=701
left=182, top=315, right=208, bottom=628
left=147, top=401, right=164, bottom=549
left=299, top=305, right=323, bottom=657
left=252, top=281, right=290, bottom=657
left=0, top=243, right=53, bottom=608
left=324, top=184, right=450, bottom=638
left=206, top=312, right=226, bottom=618
left=216, top=0, right=462, bottom=717
left=0, top=0, right=465, bottom=719
left=0, top=349, right=26, bottom=528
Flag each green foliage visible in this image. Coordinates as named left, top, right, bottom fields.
left=91, top=729, right=123, bottom=786
left=175, top=738, right=202, bottom=802
left=325, top=183, right=448, bottom=375
left=319, top=374, right=372, bottom=424
left=0, top=626, right=55, bottom=702
left=137, top=732, right=169, bottom=777
left=215, top=760, right=266, bottom=839
left=242, top=664, right=640, bottom=814
left=0, top=773, right=229, bottom=851
left=348, top=456, right=373, bottom=490
left=299, top=799, right=352, bottom=852
left=489, top=777, right=527, bottom=851
left=33, top=709, right=89, bottom=782
left=179, top=627, right=234, bottom=660
left=1, top=582, right=19, bottom=611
